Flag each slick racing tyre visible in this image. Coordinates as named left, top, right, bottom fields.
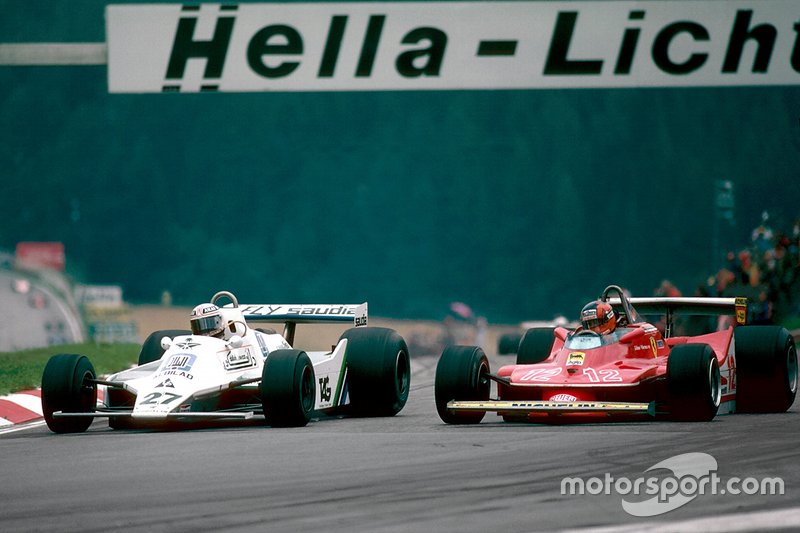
left=498, top=332, right=522, bottom=355
left=138, top=329, right=191, bottom=365
left=667, top=344, right=721, bottom=422
left=435, top=345, right=490, bottom=424
left=516, top=327, right=555, bottom=365
left=735, top=326, right=798, bottom=413
left=262, top=349, right=315, bottom=427
left=41, top=354, right=97, bottom=433
left=339, top=327, right=411, bottom=417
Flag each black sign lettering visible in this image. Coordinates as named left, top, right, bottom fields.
left=396, top=27, right=447, bottom=77
left=652, top=21, right=709, bottom=74
left=247, top=25, right=303, bottom=78
left=544, top=12, right=603, bottom=75
left=723, top=10, right=777, bottom=73
left=165, top=15, right=234, bottom=80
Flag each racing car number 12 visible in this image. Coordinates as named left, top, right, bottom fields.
left=518, top=368, right=623, bottom=382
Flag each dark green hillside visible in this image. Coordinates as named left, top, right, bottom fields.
left=2, top=1, right=799, bottom=322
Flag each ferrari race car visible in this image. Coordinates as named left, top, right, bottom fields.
left=42, top=291, right=410, bottom=433
left=435, top=285, right=798, bottom=424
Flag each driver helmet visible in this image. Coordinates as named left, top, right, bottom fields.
left=580, top=300, right=616, bottom=335
left=190, top=303, right=225, bottom=338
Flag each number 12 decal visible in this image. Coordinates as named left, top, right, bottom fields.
left=583, top=368, right=623, bottom=382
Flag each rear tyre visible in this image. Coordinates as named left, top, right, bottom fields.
left=667, top=344, right=720, bottom=422
left=339, top=327, right=411, bottom=416
left=435, top=345, right=490, bottom=424
left=261, top=350, right=315, bottom=427
left=516, top=328, right=555, bottom=365
left=498, top=333, right=522, bottom=355
left=41, top=354, right=97, bottom=433
left=138, top=329, right=191, bottom=365
left=735, top=326, right=798, bottom=413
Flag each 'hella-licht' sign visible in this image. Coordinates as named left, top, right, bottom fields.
left=106, top=1, right=800, bottom=93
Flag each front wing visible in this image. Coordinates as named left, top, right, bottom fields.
left=446, top=400, right=657, bottom=416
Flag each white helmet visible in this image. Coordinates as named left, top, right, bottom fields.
left=190, top=303, right=225, bottom=338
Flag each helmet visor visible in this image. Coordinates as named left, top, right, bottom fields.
left=191, top=315, right=222, bottom=336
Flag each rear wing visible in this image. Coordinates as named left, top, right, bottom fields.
left=234, top=302, right=368, bottom=345
left=608, top=297, right=747, bottom=336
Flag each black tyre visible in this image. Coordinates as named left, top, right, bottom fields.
left=735, top=326, right=798, bottom=413
left=41, top=354, right=97, bottom=433
left=339, top=327, right=411, bottom=416
left=516, top=327, right=555, bottom=365
left=667, top=344, right=721, bottom=422
left=435, top=345, right=490, bottom=424
left=261, top=349, right=315, bottom=427
left=498, top=332, right=522, bottom=355
left=138, top=329, right=191, bottom=366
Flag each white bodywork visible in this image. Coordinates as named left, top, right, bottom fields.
left=98, top=301, right=368, bottom=423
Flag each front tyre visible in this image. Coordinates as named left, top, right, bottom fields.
left=735, top=326, right=798, bottom=413
left=339, top=327, right=411, bottom=417
left=261, top=350, right=315, bottom=427
left=41, top=354, right=97, bottom=433
left=667, top=344, right=720, bottom=422
left=435, top=345, right=490, bottom=424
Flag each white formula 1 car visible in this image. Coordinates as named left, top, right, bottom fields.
left=41, top=291, right=410, bottom=432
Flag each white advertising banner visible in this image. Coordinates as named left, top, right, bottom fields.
left=106, top=1, right=800, bottom=93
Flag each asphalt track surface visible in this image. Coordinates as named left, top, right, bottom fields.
left=1, top=352, right=799, bottom=532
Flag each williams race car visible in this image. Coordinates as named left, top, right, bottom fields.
left=435, top=285, right=797, bottom=424
left=42, top=291, right=410, bottom=432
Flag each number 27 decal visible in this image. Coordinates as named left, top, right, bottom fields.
left=140, top=392, right=182, bottom=405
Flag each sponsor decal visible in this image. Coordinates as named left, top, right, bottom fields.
left=239, top=304, right=356, bottom=316
left=155, top=378, right=175, bottom=388
left=567, top=352, right=585, bottom=366
left=319, top=376, right=332, bottom=402
left=224, top=347, right=256, bottom=371
left=550, top=393, right=578, bottom=402
left=158, top=353, right=197, bottom=380
left=735, top=297, right=748, bottom=324
left=106, top=1, right=800, bottom=93
left=650, top=337, right=658, bottom=356
left=175, top=340, right=200, bottom=350
left=255, top=332, right=270, bottom=358
left=191, top=305, right=218, bottom=317
left=161, top=353, right=196, bottom=372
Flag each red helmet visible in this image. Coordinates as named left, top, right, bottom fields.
left=580, top=300, right=616, bottom=334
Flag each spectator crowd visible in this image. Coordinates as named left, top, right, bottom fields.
left=658, top=213, right=800, bottom=328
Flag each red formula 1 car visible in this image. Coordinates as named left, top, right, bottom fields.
left=435, top=285, right=798, bottom=424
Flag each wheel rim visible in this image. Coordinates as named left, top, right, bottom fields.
left=395, top=350, right=410, bottom=396
left=300, top=365, right=314, bottom=413
left=78, top=370, right=96, bottom=412
left=787, top=344, right=798, bottom=395
left=478, top=360, right=490, bottom=399
left=708, top=358, right=721, bottom=407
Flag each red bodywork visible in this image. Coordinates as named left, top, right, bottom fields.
left=496, top=324, right=736, bottom=421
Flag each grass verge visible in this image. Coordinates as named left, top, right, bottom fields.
left=0, top=343, right=140, bottom=397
